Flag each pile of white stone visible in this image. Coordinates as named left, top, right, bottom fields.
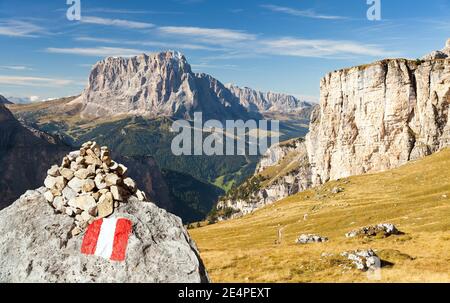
left=43, top=141, right=147, bottom=236
left=340, top=249, right=380, bottom=271
left=296, top=234, right=328, bottom=244
left=345, top=223, right=399, bottom=238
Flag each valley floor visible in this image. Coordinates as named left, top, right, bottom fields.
left=190, top=149, right=450, bottom=282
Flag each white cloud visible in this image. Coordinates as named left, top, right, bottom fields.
left=259, top=38, right=396, bottom=58
left=261, top=4, right=347, bottom=20
left=0, top=20, right=44, bottom=37
left=83, top=8, right=182, bottom=15
left=29, top=95, right=40, bottom=102
left=74, top=36, right=224, bottom=51
left=159, top=26, right=256, bottom=43
left=45, top=46, right=147, bottom=57
left=0, top=65, right=33, bottom=71
left=80, top=16, right=155, bottom=29
left=0, top=75, right=75, bottom=87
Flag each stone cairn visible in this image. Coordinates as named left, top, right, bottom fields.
left=43, top=141, right=147, bottom=236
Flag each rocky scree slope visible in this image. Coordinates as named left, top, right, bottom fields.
left=0, top=143, right=209, bottom=283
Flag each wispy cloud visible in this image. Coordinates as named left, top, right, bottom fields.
left=83, top=8, right=182, bottom=15
left=74, top=36, right=223, bottom=51
left=80, top=16, right=155, bottom=29
left=261, top=4, right=347, bottom=20
left=0, top=20, right=45, bottom=37
left=191, top=63, right=243, bottom=71
left=45, top=46, right=147, bottom=57
left=0, top=65, right=34, bottom=71
left=69, top=34, right=394, bottom=60
left=259, top=38, right=396, bottom=58
left=0, top=75, right=75, bottom=87
left=159, top=26, right=257, bottom=44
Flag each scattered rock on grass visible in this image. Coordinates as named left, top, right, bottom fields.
left=345, top=223, right=400, bottom=238
left=341, top=249, right=380, bottom=271
left=296, top=234, right=328, bottom=244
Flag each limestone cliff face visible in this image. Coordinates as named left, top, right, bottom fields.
left=306, top=58, right=450, bottom=185
left=215, top=41, right=450, bottom=220
left=75, top=51, right=257, bottom=121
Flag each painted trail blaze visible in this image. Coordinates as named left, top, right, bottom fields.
left=81, top=218, right=132, bottom=261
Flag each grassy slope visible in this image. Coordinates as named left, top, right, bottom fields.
left=190, top=149, right=450, bottom=282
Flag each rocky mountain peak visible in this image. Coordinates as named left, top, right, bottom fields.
left=0, top=95, right=12, bottom=105
left=77, top=50, right=255, bottom=120
left=422, top=38, right=450, bottom=60
left=225, top=83, right=312, bottom=113
left=75, top=51, right=310, bottom=120
left=0, top=104, right=15, bottom=122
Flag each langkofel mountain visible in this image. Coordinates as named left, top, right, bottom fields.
left=70, top=51, right=312, bottom=120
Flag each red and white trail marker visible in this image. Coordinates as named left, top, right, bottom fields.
left=81, top=217, right=132, bottom=261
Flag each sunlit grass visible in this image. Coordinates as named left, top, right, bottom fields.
left=190, top=149, right=450, bottom=282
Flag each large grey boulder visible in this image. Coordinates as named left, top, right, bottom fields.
left=0, top=189, right=209, bottom=283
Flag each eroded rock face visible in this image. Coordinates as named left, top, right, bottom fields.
left=216, top=140, right=311, bottom=219
left=0, top=190, right=209, bottom=283
left=74, top=51, right=257, bottom=122
left=256, top=138, right=305, bottom=173
left=225, top=83, right=313, bottom=114
left=306, top=57, right=450, bottom=185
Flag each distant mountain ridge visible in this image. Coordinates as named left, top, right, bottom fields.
left=70, top=51, right=312, bottom=121
left=0, top=104, right=70, bottom=209
left=0, top=95, right=12, bottom=105
left=225, top=84, right=312, bottom=114
left=72, top=51, right=258, bottom=121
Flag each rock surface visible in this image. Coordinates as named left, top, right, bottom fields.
left=421, top=39, right=450, bottom=60
left=225, top=83, right=313, bottom=114
left=73, top=51, right=259, bottom=122
left=341, top=249, right=380, bottom=271
left=296, top=234, right=328, bottom=244
left=42, top=142, right=152, bottom=230
left=216, top=138, right=311, bottom=219
left=215, top=40, right=450, bottom=220
left=306, top=50, right=450, bottom=185
left=0, top=189, right=209, bottom=283
left=345, top=223, right=400, bottom=238
left=0, top=95, right=12, bottom=105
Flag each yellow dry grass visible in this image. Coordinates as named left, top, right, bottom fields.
left=190, top=149, right=450, bottom=282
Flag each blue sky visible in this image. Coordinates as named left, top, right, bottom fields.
left=0, top=0, right=449, bottom=102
